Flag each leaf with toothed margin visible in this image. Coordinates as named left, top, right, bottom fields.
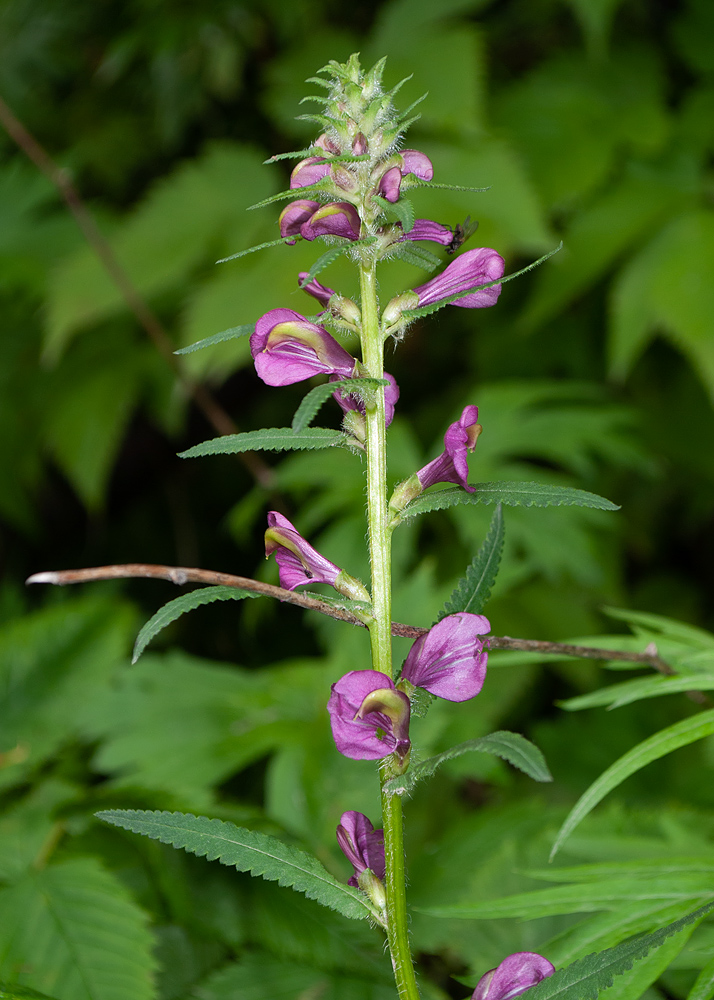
left=389, top=243, right=442, bottom=272
left=96, top=810, right=377, bottom=922
left=216, top=236, right=297, bottom=263
left=299, top=237, right=377, bottom=288
left=291, top=378, right=388, bottom=433
left=132, top=586, right=258, bottom=663
left=397, top=482, right=619, bottom=521
left=439, top=503, right=504, bottom=618
left=179, top=427, right=350, bottom=459
left=374, top=195, right=415, bottom=233
left=384, top=731, right=552, bottom=796
left=247, top=180, right=331, bottom=211
left=175, top=324, right=254, bottom=355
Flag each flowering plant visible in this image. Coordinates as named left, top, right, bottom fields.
left=28, top=53, right=714, bottom=1000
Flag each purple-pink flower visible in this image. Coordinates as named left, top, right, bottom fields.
left=290, top=156, right=332, bottom=190
left=298, top=273, right=334, bottom=308
left=331, top=372, right=400, bottom=427
left=399, top=219, right=454, bottom=246
left=327, top=670, right=411, bottom=761
left=472, top=953, right=555, bottom=1000
left=301, top=202, right=361, bottom=241
left=417, top=405, right=481, bottom=492
left=402, top=613, right=490, bottom=702
left=279, top=200, right=321, bottom=243
left=250, top=308, right=356, bottom=386
left=265, top=511, right=342, bottom=591
left=413, top=247, right=505, bottom=308
left=377, top=150, right=434, bottom=203
left=336, top=811, right=386, bottom=886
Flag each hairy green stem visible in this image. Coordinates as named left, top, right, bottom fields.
left=360, top=258, right=420, bottom=999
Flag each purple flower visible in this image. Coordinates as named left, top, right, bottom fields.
left=399, top=219, right=454, bottom=246
left=401, top=613, right=490, bottom=702
left=336, top=811, right=386, bottom=886
left=413, top=247, right=505, bottom=308
left=377, top=150, right=433, bottom=203
left=378, top=165, right=403, bottom=203
left=401, top=149, right=433, bottom=181
left=290, top=156, right=332, bottom=190
left=472, top=953, right=555, bottom=1000
left=327, top=670, right=411, bottom=761
left=298, top=273, right=334, bottom=307
left=250, top=308, right=355, bottom=386
left=279, top=200, right=320, bottom=242
left=265, top=511, right=342, bottom=591
left=301, top=202, right=361, bottom=241
left=265, top=512, right=371, bottom=601
left=417, top=405, right=481, bottom=492
left=331, top=372, right=400, bottom=427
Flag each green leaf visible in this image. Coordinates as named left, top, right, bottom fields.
left=524, top=859, right=714, bottom=884
left=179, top=427, right=349, bottom=458
left=389, top=242, right=442, bottom=272
left=174, top=323, right=254, bottom=355
left=513, top=903, right=714, bottom=1000
left=559, top=673, right=714, bottom=712
left=398, top=481, right=619, bottom=520
left=687, top=951, right=714, bottom=1000
left=0, top=857, right=155, bottom=1000
left=0, top=985, right=60, bottom=1000
left=299, top=240, right=377, bottom=287
left=132, top=586, right=258, bottom=663
left=374, top=195, right=415, bottom=233
left=440, top=503, right=504, bottom=617
left=551, top=708, right=714, bottom=859
left=384, top=730, right=552, bottom=795
left=216, top=235, right=297, bottom=263
left=97, top=809, right=376, bottom=922
left=291, top=377, right=388, bottom=433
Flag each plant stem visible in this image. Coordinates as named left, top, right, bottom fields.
left=360, top=258, right=421, bottom=999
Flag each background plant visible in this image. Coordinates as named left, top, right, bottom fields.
left=1, top=1, right=714, bottom=999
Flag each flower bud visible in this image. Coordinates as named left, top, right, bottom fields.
left=382, top=291, right=419, bottom=328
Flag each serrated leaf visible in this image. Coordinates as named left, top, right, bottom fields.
left=559, top=673, right=714, bottom=712
left=389, top=242, right=442, bottom=272
left=514, top=903, right=714, bottom=1000
left=132, top=586, right=258, bottom=663
left=247, top=180, right=330, bottom=211
left=291, top=377, right=388, bottom=433
left=374, top=195, right=415, bottom=233
left=398, top=482, right=619, bottom=520
left=97, top=810, right=376, bottom=922
left=440, top=503, right=504, bottom=617
left=174, top=324, right=254, bottom=355
left=179, top=427, right=349, bottom=459
left=384, top=730, right=551, bottom=796
left=299, top=240, right=375, bottom=287
left=216, top=235, right=297, bottom=263
left=687, top=952, right=714, bottom=1000
left=0, top=857, right=155, bottom=1000
left=551, top=708, right=714, bottom=859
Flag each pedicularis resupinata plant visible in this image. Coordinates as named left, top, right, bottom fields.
left=29, top=54, right=714, bottom=1000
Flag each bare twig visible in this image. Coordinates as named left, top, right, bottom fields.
left=0, top=95, right=273, bottom=488
left=26, top=563, right=674, bottom=672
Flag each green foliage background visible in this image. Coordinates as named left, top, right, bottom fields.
left=1, top=0, right=713, bottom=997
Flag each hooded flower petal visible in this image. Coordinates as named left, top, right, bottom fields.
left=401, top=613, right=490, bottom=702
left=265, top=511, right=342, bottom=591
left=250, top=309, right=356, bottom=386
left=413, top=247, right=505, bottom=308
left=298, top=272, right=335, bottom=307
left=290, top=156, right=332, bottom=189
left=336, top=811, right=386, bottom=887
left=472, top=953, right=555, bottom=1000
left=301, top=202, right=361, bottom=241
left=399, top=219, right=454, bottom=246
left=279, top=200, right=321, bottom=242
left=327, top=670, right=411, bottom=761
left=331, top=372, right=400, bottom=426
left=378, top=165, right=403, bottom=203
left=401, top=149, right=433, bottom=181
left=417, top=404, right=481, bottom=492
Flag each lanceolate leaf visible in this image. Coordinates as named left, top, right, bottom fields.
left=179, top=427, right=349, bottom=459
left=97, top=810, right=376, bottom=922
left=513, top=903, right=714, bottom=1000
left=551, top=708, right=714, bottom=859
left=384, top=730, right=552, bottom=796
left=216, top=235, right=297, bottom=263
left=687, top=952, right=714, bottom=1000
left=132, top=586, right=258, bottom=663
left=174, top=324, right=254, bottom=355
left=390, top=243, right=442, bottom=272
left=440, top=503, right=504, bottom=618
left=0, top=857, right=155, bottom=1000
left=299, top=244, right=354, bottom=287
left=558, top=673, right=714, bottom=712
left=398, top=482, right=619, bottom=520
left=291, top=377, right=388, bottom=433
